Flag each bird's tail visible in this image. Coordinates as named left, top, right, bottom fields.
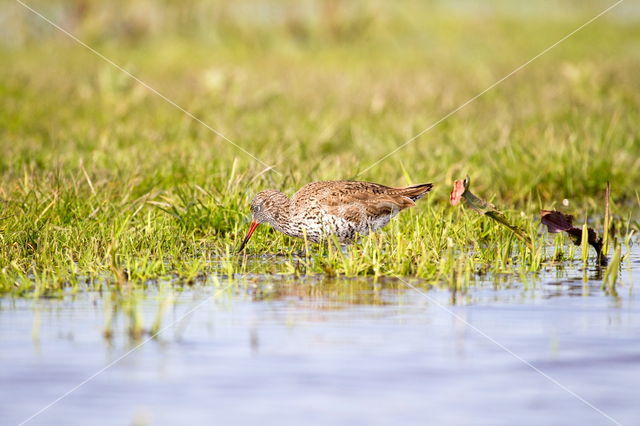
left=394, top=183, right=434, bottom=201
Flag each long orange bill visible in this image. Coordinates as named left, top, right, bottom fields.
left=238, top=220, right=260, bottom=252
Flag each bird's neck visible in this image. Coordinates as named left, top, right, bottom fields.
left=265, top=192, right=293, bottom=233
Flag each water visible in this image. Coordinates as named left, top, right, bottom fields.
left=2, top=247, right=639, bottom=426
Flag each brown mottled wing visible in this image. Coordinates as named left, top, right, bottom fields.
left=292, top=181, right=430, bottom=223
left=322, top=192, right=415, bottom=222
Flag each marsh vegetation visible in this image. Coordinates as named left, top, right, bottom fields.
left=2, top=1, right=639, bottom=296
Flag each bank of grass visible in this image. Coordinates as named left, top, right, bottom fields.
left=1, top=1, right=639, bottom=295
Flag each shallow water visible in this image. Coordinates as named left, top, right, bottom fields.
left=2, top=246, right=639, bottom=426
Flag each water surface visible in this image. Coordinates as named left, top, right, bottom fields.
left=2, top=247, right=639, bottom=426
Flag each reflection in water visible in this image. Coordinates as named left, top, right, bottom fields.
left=1, top=246, right=639, bottom=426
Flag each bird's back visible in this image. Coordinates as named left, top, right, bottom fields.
left=289, top=180, right=432, bottom=242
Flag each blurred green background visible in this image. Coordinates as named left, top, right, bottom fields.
left=2, top=0, right=639, bottom=202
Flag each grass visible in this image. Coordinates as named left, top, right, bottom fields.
left=1, top=0, right=639, bottom=296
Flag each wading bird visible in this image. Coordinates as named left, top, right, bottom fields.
left=238, top=180, right=433, bottom=251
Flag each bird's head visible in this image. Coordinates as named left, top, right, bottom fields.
left=238, top=190, right=286, bottom=252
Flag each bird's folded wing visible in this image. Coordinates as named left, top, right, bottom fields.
left=320, top=192, right=415, bottom=223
